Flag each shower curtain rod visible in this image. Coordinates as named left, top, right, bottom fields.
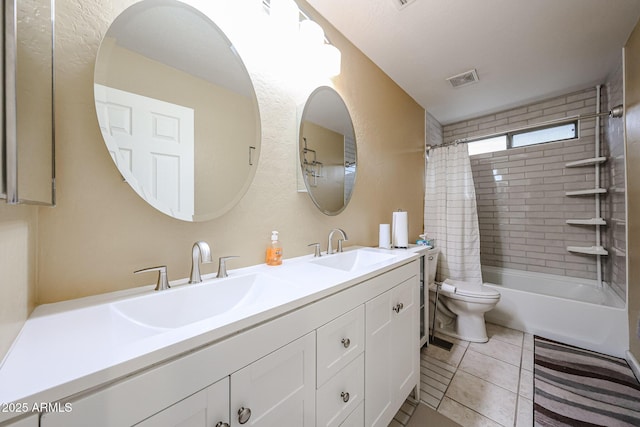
left=426, top=104, right=623, bottom=150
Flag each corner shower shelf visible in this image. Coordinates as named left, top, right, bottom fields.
left=565, top=157, right=607, bottom=168
left=565, top=218, right=607, bottom=226
left=567, top=246, right=609, bottom=256
left=563, top=88, right=608, bottom=286
left=565, top=188, right=607, bottom=196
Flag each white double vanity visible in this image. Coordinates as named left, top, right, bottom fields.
left=0, top=246, right=425, bottom=427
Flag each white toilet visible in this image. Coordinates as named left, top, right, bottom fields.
left=427, top=248, right=500, bottom=343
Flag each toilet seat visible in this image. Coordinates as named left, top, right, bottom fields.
left=440, top=279, right=500, bottom=300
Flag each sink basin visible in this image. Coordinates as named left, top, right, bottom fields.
left=310, top=249, right=397, bottom=272
left=111, top=273, right=290, bottom=329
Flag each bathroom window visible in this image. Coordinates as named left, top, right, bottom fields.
left=467, top=135, right=507, bottom=155
left=467, top=120, right=578, bottom=155
left=510, top=122, right=577, bottom=148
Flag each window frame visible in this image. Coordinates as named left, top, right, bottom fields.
left=507, top=120, right=578, bottom=149
left=465, top=119, right=579, bottom=155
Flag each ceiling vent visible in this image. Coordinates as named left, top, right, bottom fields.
left=446, top=69, right=480, bottom=88
left=391, top=0, right=417, bottom=10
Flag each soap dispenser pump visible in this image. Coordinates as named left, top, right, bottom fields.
left=266, top=230, right=283, bottom=266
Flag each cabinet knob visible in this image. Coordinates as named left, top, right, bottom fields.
left=341, top=391, right=350, bottom=403
left=238, top=407, right=252, bottom=424
left=428, top=256, right=434, bottom=261
left=341, top=338, right=351, bottom=348
left=215, top=423, right=230, bottom=427
left=393, top=303, right=404, bottom=313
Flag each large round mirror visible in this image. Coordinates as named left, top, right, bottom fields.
left=299, top=86, right=357, bottom=215
left=94, top=0, right=261, bottom=222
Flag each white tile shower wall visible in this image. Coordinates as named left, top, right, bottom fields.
left=603, top=60, right=627, bottom=302
left=427, top=111, right=444, bottom=148
left=443, top=88, right=601, bottom=280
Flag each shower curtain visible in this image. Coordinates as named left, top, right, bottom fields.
left=424, top=144, right=482, bottom=284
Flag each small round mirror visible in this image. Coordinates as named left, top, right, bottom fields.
left=94, top=0, right=261, bottom=221
left=299, top=86, right=357, bottom=215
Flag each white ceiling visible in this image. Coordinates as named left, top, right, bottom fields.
left=307, top=0, right=640, bottom=125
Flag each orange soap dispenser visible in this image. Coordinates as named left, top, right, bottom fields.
left=266, top=230, right=283, bottom=266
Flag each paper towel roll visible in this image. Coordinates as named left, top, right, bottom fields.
left=392, top=211, right=408, bottom=248
left=379, top=224, right=391, bottom=249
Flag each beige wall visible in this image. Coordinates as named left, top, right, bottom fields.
left=30, top=0, right=424, bottom=304
left=625, top=20, right=640, bottom=361
left=0, top=204, right=38, bottom=359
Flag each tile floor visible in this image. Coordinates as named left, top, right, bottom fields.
left=392, top=323, right=534, bottom=427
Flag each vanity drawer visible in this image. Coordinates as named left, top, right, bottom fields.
left=317, top=305, right=364, bottom=387
left=316, top=353, right=364, bottom=427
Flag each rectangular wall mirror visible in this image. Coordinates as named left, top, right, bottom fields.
left=2, top=0, right=55, bottom=206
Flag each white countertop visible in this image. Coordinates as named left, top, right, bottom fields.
left=0, top=246, right=426, bottom=420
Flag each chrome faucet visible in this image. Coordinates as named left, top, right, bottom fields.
left=134, top=265, right=170, bottom=291
left=189, top=241, right=212, bottom=284
left=308, top=242, right=322, bottom=257
left=216, top=256, right=239, bottom=278
left=327, top=228, right=348, bottom=255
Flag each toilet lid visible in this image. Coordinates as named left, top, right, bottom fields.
left=443, top=279, right=500, bottom=298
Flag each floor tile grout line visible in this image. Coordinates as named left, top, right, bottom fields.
left=513, top=339, right=525, bottom=427
left=437, top=342, right=469, bottom=411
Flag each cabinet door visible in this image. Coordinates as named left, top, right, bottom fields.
left=135, top=377, right=229, bottom=427
left=364, top=289, right=395, bottom=427
left=392, top=277, right=419, bottom=401
left=230, top=332, right=315, bottom=427
left=365, top=276, right=419, bottom=427
left=339, top=402, right=364, bottom=427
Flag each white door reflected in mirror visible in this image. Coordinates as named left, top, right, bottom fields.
left=95, top=85, right=195, bottom=220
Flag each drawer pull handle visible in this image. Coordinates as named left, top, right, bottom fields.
left=393, top=303, right=404, bottom=313
left=341, top=338, right=351, bottom=348
left=215, top=423, right=230, bottom=427
left=238, top=407, right=252, bottom=424
left=341, top=391, right=350, bottom=403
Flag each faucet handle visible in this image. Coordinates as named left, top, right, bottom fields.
left=217, top=256, right=239, bottom=278
left=307, top=243, right=321, bottom=257
left=134, top=265, right=170, bottom=291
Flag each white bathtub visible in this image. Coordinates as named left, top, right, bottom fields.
left=482, top=266, right=629, bottom=358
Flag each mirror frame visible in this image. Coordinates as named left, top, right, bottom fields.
left=298, top=86, right=357, bottom=216
left=2, top=0, right=56, bottom=206
left=94, top=0, right=261, bottom=222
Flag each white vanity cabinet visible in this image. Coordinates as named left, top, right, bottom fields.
left=364, top=276, right=419, bottom=427
left=33, top=257, right=419, bottom=427
left=40, top=333, right=316, bottom=427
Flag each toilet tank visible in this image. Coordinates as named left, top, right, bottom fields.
left=427, top=247, right=439, bottom=285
